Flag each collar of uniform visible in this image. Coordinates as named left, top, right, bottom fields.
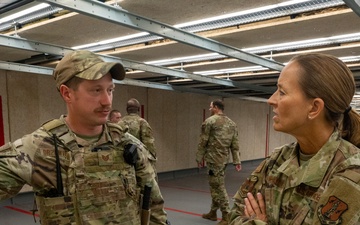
left=278, top=130, right=341, bottom=188
left=101, top=124, right=113, bottom=144
left=127, top=113, right=139, bottom=117
left=59, top=115, right=111, bottom=147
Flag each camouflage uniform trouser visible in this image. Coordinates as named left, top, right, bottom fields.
left=207, top=163, right=229, bottom=214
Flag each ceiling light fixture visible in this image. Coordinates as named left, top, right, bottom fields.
left=244, top=33, right=360, bottom=53
left=0, top=3, right=50, bottom=24
left=0, top=3, right=61, bottom=32
left=141, top=32, right=360, bottom=68
left=194, top=66, right=268, bottom=76
left=144, top=53, right=222, bottom=66
left=73, top=32, right=150, bottom=50
left=174, top=0, right=313, bottom=28
left=72, top=0, right=345, bottom=51
left=339, top=56, right=360, bottom=63
left=189, top=53, right=360, bottom=77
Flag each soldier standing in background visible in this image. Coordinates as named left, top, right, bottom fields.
left=118, top=98, right=158, bottom=170
left=0, top=50, right=168, bottom=225
left=196, top=99, right=242, bottom=225
left=108, top=109, right=122, bottom=123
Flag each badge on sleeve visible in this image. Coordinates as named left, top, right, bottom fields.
left=239, top=175, right=258, bottom=198
left=317, top=196, right=348, bottom=224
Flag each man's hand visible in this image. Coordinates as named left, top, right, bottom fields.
left=235, top=164, right=242, bottom=171
left=244, top=192, right=267, bottom=222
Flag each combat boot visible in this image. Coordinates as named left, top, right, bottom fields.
left=202, top=210, right=217, bottom=221
left=217, top=212, right=228, bottom=225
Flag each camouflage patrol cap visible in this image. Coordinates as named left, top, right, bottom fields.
left=53, top=50, right=125, bottom=89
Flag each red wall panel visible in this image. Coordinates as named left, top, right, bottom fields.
left=0, top=96, right=4, bottom=146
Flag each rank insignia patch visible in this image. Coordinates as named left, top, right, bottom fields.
left=240, top=175, right=258, bottom=198
left=317, top=196, right=348, bottom=224
left=98, top=152, right=113, bottom=165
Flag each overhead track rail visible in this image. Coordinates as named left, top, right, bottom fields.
left=0, top=60, right=268, bottom=102
left=343, top=0, right=360, bottom=17
left=0, top=34, right=276, bottom=94
left=37, top=0, right=284, bottom=71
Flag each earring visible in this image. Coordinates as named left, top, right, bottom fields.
left=308, top=115, right=312, bottom=119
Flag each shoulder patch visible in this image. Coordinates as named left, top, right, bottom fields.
left=318, top=196, right=348, bottom=224
left=239, top=175, right=259, bottom=198
left=316, top=175, right=360, bottom=224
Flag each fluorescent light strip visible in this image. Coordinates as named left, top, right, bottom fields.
left=0, top=3, right=50, bottom=24
left=145, top=53, right=222, bottom=65
left=191, top=54, right=360, bottom=76
left=191, top=55, right=360, bottom=77
left=74, top=0, right=334, bottom=50
left=142, top=32, right=360, bottom=69
left=174, top=0, right=313, bottom=28
left=78, top=31, right=360, bottom=55
left=243, top=33, right=360, bottom=53
left=194, top=66, right=268, bottom=76
left=73, top=32, right=150, bottom=49
left=339, top=56, right=360, bottom=63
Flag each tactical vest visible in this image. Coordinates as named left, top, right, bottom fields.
left=35, top=119, right=141, bottom=225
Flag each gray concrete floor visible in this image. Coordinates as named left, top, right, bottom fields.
left=0, top=159, right=263, bottom=225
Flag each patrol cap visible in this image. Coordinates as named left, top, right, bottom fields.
left=53, top=50, right=125, bottom=89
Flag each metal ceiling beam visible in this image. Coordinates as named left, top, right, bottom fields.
left=37, top=0, right=284, bottom=72
left=0, top=0, right=34, bottom=17
left=343, top=0, right=360, bottom=17
left=0, top=60, right=53, bottom=75
left=115, top=58, right=276, bottom=93
left=0, top=34, right=276, bottom=93
left=0, top=60, right=267, bottom=102
left=121, top=78, right=267, bottom=102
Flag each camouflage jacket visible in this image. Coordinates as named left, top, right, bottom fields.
left=196, top=114, right=241, bottom=165
left=0, top=116, right=167, bottom=225
left=118, top=113, right=157, bottom=159
left=229, top=131, right=360, bottom=225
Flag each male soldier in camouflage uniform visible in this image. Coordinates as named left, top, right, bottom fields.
left=118, top=98, right=157, bottom=171
left=196, top=99, right=242, bottom=225
left=0, top=50, right=168, bottom=225
left=108, top=109, right=122, bottom=123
